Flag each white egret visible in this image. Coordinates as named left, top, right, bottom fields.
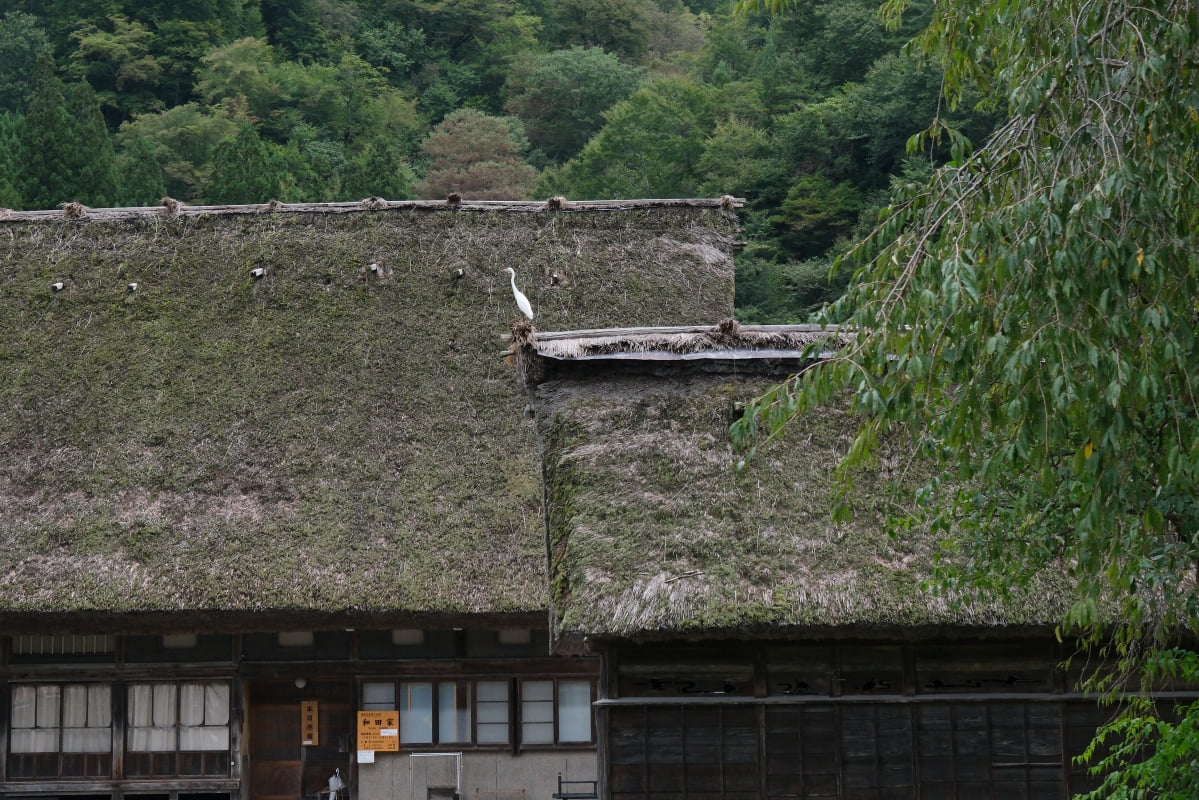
left=505, top=267, right=534, bottom=320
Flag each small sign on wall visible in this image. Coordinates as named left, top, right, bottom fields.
left=301, top=700, right=320, bottom=746
left=357, top=710, right=399, bottom=752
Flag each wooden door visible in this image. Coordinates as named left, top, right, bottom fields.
left=248, top=682, right=354, bottom=800
left=249, top=703, right=303, bottom=800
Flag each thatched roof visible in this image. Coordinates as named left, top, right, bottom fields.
left=0, top=199, right=740, bottom=632
left=530, top=323, right=851, bottom=361
left=537, top=368, right=1074, bottom=644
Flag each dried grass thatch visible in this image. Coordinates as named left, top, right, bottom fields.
left=0, top=201, right=739, bottom=630
left=530, top=323, right=850, bottom=362
left=538, top=374, right=1072, bottom=644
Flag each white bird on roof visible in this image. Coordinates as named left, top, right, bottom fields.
left=505, top=267, right=534, bottom=320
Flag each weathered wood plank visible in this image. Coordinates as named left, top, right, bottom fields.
left=0, top=197, right=746, bottom=223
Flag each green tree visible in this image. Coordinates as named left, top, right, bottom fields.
left=115, top=132, right=166, bottom=206
left=549, top=0, right=653, bottom=62
left=543, top=75, right=715, bottom=199
left=502, top=46, right=643, bottom=164
left=416, top=108, right=539, bottom=199
left=195, top=37, right=278, bottom=120
left=61, top=79, right=120, bottom=206
left=695, top=113, right=780, bottom=199
left=340, top=138, right=417, bottom=200
left=206, top=123, right=282, bottom=203
left=771, top=173, right=862, bottom=257
left=65, top=15, right=165, bottom=124
left=117, top=101, right=243, bottom=199
left=260, top=0, right=333, bottom=61
left=0, top=12, right=52, bottom=113
left=734, top=0, right=1199, bottom=793
left=0, top=112, right=22, bottom=209
left=15, top=53, right=76, bottom=210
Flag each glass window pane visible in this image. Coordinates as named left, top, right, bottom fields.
left=63, top=727, right=109, bottom=753
left=399, top=682, right=433, bottom=744
left=522, top=680, right=553, bottom=702
left=12, top=685, right=36, bottom=728
left=11, top=728, right=58, bottom=753
left=558, top=681, right=592, bottom=742
left=363, top=682, right=396, bottom=711
left=523, top=701, right=554, bottom=723
left=129, top=684, right=153, bottom=726
left=152, top=684, right=177, bottom=726
left=205, top=683, right=230, bottom=726
left=181, top=725, right=230, bottom=750
left=89, top=684, right=112, bottom=727
left=522, top=680, right=555, bottom=743
left=477, top=681, right=508, bottom=702
left=180, top=683, right=205, bottom=726
left=63, top=685, right=88, bottom=727
left=522, top=721, right=554, bottom=744
left=477, top=723, right=508, bottom=744
left=439, top=683, right=471, bottom=743
left=477, top=702, right=509, bottom=724
left=36, top=685, right=60, bottom=728
left=130, top=727, right=175, bottom=751
left=476, top=681, right=509, bottom=744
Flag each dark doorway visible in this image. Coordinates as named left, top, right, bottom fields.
left=248, top=680, right=353, bottom=800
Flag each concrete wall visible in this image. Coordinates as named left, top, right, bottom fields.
left=356, top=749, right=597, bottom=800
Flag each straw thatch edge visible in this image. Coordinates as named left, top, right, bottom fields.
left=1, top=197, right=746, bottom=223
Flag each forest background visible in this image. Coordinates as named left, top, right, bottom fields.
left=0, top=0, right=994, bottom=321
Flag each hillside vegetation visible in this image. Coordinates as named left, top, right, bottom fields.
left=0, top=0, right=994, bottom=320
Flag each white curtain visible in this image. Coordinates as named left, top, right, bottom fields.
left=179, top=683, right=230, bottom=750
left=129, top=683, right=176, bottom=751
left=10, top=685, right=57, bottom=753
left=11, top=685, right=37, bottom=728
left=10, top=684, right=113, bottom=753
left=180, top=683, right=205, bottom=726
left=62, top=684, right=111, bottom=753
left=557, top=681, right=592, bottom=742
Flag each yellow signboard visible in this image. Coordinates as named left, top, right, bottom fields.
left=301, top=701, right=319, bottom=746
left=357, top=710, right=399, bottom=752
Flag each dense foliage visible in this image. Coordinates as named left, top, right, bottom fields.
left=0, top=0, right=987, bottom=321
left=735, top=0, right=1199, bottom=792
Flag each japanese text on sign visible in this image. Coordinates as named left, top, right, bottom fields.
left=301, top=701, right=319, bottom=746
left=357, top=710, right=399, bottom=752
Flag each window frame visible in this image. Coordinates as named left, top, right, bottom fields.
left=361, top=678, right=502, bottom=748
left=7, top=682, right=114, bottom=780
left=518, top=677, right=596, bottom=748
left=124, top=680, right=232, bottom=779
left=359, top=676, right=596, bottom=750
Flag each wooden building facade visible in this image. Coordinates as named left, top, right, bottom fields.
left=0, top=198, right=741, bottom=800
left=526, top=330, right=1198, bottom=800
left=4, top=197, right=1188, bottom=800
left=0, top=627, right=598, bottom=800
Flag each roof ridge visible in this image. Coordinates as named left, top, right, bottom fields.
left=1, top=196, right=746, bottom=223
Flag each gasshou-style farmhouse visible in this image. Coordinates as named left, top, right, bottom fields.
left=0, top=198, right=1184, bottom=800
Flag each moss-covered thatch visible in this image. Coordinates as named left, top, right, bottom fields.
left=538, top=372, right=1074, bottom=643
left=0, top=201, right=738, bottom=629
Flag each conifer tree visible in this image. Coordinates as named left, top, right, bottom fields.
left=16, top=53, right=75, bottom=210
left=340, top=139, right=416, bottom=201
left=62, top=79, right=120, bottom=207
left=206, top=123, right=281, bottom=204
left=115, top=133, right=166, bottom=206
left=0, top=112, right=22, bottom=209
